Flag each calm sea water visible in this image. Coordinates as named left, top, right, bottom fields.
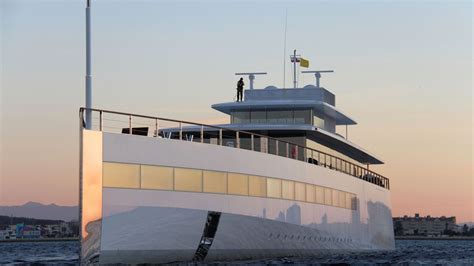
left=0, top=240, right=473, bottom=265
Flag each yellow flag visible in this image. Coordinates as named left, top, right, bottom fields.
left=300, top=58, right=309, bottom=68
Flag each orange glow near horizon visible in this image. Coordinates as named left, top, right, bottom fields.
left=80, top=130, right=102, bottom=239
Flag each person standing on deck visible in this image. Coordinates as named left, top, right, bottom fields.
left=236, top=77, right=244, bottom=102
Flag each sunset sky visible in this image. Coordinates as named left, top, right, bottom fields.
left=1, top=1, right=472, bottom=222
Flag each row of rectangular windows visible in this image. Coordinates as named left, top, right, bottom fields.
left=102, top=162, right=357, bottom=210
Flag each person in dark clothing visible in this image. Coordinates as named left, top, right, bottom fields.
left=236, top=77, right=244, bottom=102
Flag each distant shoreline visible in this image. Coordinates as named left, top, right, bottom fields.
left=0, top=237, right=79, bottom=243
left=395, top=236, right=474, bottom=240
left=2, top=236, right=474, bottom=243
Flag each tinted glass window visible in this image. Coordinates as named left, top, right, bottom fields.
left=295, top=182, right=306, bottom=201
left=228, top=173, right=248, bottom=195
left=249, top=175, right=266, bottom=197
left=267, top=178, right=282, bottom=198
left=103, top=162, right=140, bottom=188
left=267, top=110, right=293, bottom=124
left=306, top=184, right=315, bottom=203
left=282, top=180, right=295, bottom=200
left=250, top=111, right=266, bottom=124
left=203, top=170, right=227, bottom=194
left=141, top=165, right=173, bottom=190
left=294, top=110, right=311, bottom=124
left=232, top=111, right=250, bottom=124
left=174, top=168, right=202, bottom=192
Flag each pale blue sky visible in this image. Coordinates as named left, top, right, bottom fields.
left=1, top=0, right=472, bottom=221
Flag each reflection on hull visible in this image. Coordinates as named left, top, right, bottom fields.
left=93, top=206, right=393, bottom=264
left=81, top=219, right=101, bottom=264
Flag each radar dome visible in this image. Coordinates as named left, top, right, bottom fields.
left=264, top=85, right=278, bottom=90
left=303, top=84, right=317, bottom=89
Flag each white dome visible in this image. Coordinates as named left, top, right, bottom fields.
left=264, top=85, right=278, bottom=90
left=303, top=84, right=317, bottom=89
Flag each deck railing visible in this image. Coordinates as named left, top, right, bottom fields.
left=80, top=107, right=390, bottom=190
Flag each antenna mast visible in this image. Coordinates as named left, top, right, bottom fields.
left=301, top=70, right=334, bottom=88
left=290, top=50, right=301, bottom=88
left=85, top=0, right=92, bottom=129
left=235, top=72, right=267, bottom=90
left=282, top=9, right=288, bottom=88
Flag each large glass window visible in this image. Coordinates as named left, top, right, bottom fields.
left=203, top=170, right=227, bottom=194
left=282, top=180, right=295, bottom=200
left=250, top=111, right=266, bottom=124
left=294, top=110, right=312, bottom=124
left=332, top=189, right=339, bottom=207
left=228, top=173, right=248, bottom=195
left=249, top=175, right=266, bottom=197
left=103, top=163, right=358, bottom=210
left=295, top=182, right=306, bottom=201
left=232, top=111, right=250, bottom=124
left=339, top=191, right=346, bottom=208
left=174, top=168, right=202, bottom=192
left=313, top=115, right=325, bottom=128
left=306, top=184, right=315, bottom=203
left=315, top=186, right=324, bottom=204
left=141, top=165, right=173, bottom=190
left=267, top=110, right=293, bottom=124
left=103, top=162, right=140, bottom=188
left=232, top=109, right=315, bottom=125
left=324, top=187, right=332, bottom=205
left=267, top=178, right=282, bottom=198
left=350, top=194, right=357, bottom=210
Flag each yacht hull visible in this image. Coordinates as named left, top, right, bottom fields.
left=80, top=130, right=394, bottom=264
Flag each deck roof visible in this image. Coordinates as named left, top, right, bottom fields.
left=211, top=100, right=357, bottom=125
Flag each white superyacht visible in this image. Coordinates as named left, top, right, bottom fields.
left=79, top=1, right=394, bottom=264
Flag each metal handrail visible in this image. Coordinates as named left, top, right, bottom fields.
left=80, top=107, right=390, bottom=190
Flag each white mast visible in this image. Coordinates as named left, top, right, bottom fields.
left=290, top=49, right=302, bottom=88
left=85, top=0, right=92, bottom=129
left=293, top=49, right=297, bottom=88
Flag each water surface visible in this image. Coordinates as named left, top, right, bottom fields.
left=0, top=240, right=473, bottom=265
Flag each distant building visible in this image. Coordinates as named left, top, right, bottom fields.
left=16, top=223, right=41, bottom=239
left=393, top=213, right=457, bottom=236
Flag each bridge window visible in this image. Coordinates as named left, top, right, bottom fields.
left=231, top=109, right=313, bottom=125
left=250, top=111, right=266, bottom=124
left=231, top=111, right=250, bottom=124
left=294, top=110, right=312, bottom=124
left=267, top=110, right=293, bottom=124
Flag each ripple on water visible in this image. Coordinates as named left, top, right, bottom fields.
left=0, top=240, right=473, bottom=265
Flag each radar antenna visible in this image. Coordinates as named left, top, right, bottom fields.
left=301, top=70, right=334, bottom=88
left=235, top=72, right=267, bottom=90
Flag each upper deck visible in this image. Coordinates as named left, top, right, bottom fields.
left=210, top=83, right=383, bottom=165
left=80, top=107, right=390, bottom=190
